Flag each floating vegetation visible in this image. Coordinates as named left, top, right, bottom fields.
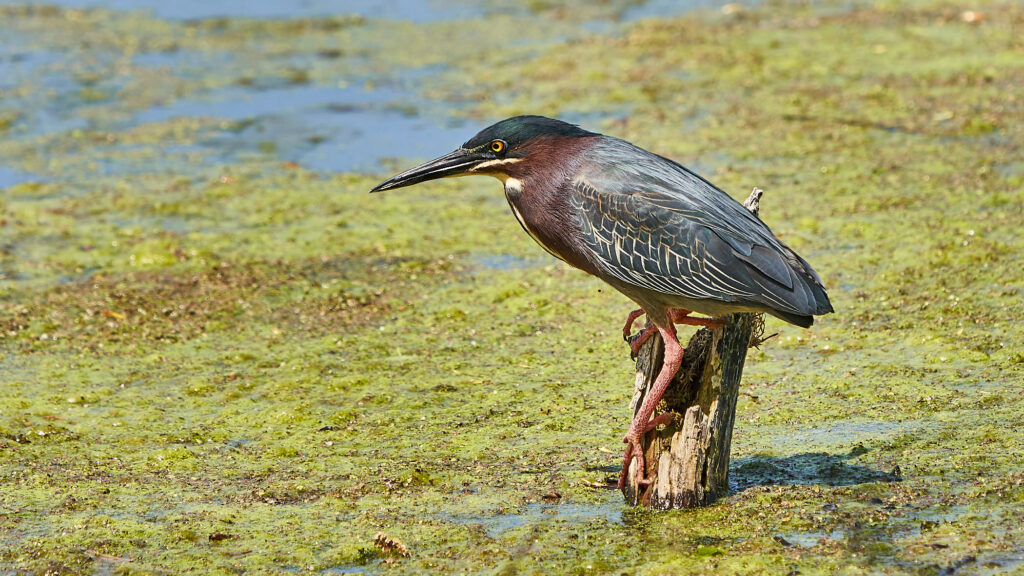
left=1, top=0, right=1022, bottom=574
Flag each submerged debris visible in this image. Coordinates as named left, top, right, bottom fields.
left=373, top=532, right=410, bottom=557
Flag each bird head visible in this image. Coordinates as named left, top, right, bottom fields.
left=370, top=115, right=594, bottom=192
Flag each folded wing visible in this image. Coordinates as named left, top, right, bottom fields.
left=571, top=155, right=832, bottom=325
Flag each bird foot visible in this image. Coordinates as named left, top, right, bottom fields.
left=617, top=431, right=649, bottom=490
left=616, top=413, right=678, bottom=489
left=643, top=412, right=676, bottom=433
left=623, top=309, right=658, bottom=359
left=623, top=309, right=722, bottom=361
left=622, top=309, right=646, bottom=342
left=627, top=324, right=657, bottom=359
left=669, top=308, right=724, bottom=330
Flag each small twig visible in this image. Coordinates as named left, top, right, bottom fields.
left=750, top=331, right=778, bottom=349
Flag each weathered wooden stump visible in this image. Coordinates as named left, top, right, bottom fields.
left=621, top=189, right=767, bottom=508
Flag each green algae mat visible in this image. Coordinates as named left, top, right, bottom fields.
left=1, top=1, right=1023, bottom=574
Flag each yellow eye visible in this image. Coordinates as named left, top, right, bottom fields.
left=490, top=140, right=506, bottom=154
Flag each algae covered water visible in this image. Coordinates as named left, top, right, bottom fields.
left=2, top=0, right=1023, bottom=574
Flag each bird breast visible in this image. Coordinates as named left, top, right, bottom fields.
left=503, top=177, right=604, bottom=277
left=504, top=178, right=563, bottom=262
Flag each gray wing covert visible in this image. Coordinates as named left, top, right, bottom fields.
left=571, top=179, right=786, bottom=308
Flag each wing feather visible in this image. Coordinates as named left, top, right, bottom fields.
left=570, top=151, right=831, bottom=318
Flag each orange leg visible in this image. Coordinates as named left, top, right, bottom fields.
left=618, top=323, right=684, bottom=489
left=617, top=309, right=725, bottom=489
left=624, top=308, right=721, bottom=357
left=669, top=308, right=724, bottom=330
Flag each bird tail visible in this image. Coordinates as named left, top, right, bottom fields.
left=772, top=247, right=834, bottom=326
left=794, top=252, right=834, bottom=316
left=769, top=308, right=815, bottom=328
left=788, top=250, right=834, bottom=321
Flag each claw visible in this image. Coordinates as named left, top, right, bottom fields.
left=622, top=309, right=646, bottom=342
left=623, top=308, right=657, bottom=359
left=624, top=308, right=720, bottom=361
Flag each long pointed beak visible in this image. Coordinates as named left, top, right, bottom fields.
left=370, top=148, right=483, bottom=193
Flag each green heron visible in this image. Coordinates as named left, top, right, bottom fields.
left=371, top=115, right=833, bottom=489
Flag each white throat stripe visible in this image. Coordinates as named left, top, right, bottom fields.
left=472, top=158, right=523, bottom=171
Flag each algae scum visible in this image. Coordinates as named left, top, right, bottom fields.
left=1, top=0, right=1023, bottom=574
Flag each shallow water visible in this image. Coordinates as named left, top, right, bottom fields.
left=133, top=81, right=471, bottom=173
left=0, top=165, right=41, bottom=189
left=0, top=0, right=486, bottom=22
left=0, top=0, right=756, bottom=189
left=470, top=253, right=549, bottom=272
left=0, top=48, right=471, bottom=181
left=0, top=43, right=62, bottom=86
left=0, top=0, right=760, bottom=22
left=439, top=496, right=624, bottom=539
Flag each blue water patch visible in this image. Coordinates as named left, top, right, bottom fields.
left=0, top=54, right=94, bottom=137
left=0, top=166, right=42, bottom=189
left=132, top=49, right=237, bottom=77
left=996, top=161, right=1024, bottom=179
left=735, top=418, right=921, bottom=461
left=622, top=0, right=760, bottom=21
left=471, top=253, right=549, bottom=272
left=778, top=529, right=845, bottom=548
left=0, top=44, right=474, bottom=176
left=132, top=81, right=471, bottom=173
left=0, top=0, right=486, bottom=22
left=0, top=38, right=89, bottom=138
left=134, top=84, right=345, bottom=125
left=0, top=45, right=62, bottom=90
left=438, top=498, right=623, bottom=539
left=4, top=46, right=232, bottom=138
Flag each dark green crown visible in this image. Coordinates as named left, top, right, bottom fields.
left=463, top=115, right=594, bottom=150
